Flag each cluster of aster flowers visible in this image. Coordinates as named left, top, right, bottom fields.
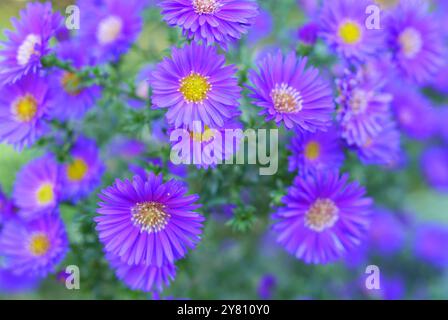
left=1, top=0, right=448, bottom=300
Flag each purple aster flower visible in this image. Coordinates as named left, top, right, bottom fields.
left=367, top=209, right=405, bottom=256
left=430, top=63, right=448, bottom=95
left=0, top=213, right=68, bottom=278
left=354, top=118, right=403, bottom=167
left=151, top=118, right=170, bottom=144
left=151, top=43, right=241, bottom=129
left=106, top=136, right=146, bottom=160
left=246, top=8, right=273, bottom=45
left=0, top=186, right=15, bottom=225
left=414, top=223, right=448, bottom=267
left=287, top=125, right=345, bottom=175
left=272, top=171, right=372, bottom=264
left=128, top=64, right=153, bottom=109
left=78, top=0, right=143, bottom=63
left=169, top=118, right=243, bottom=169
left=49, top=41, right=102, bottom=121
left=0, top=74, right=54, bottom=150
left=61, top=136, right=105, bottom=203
left=257, top=274, right=277, bottom=300
left=0, top=2, right=62, bottom=84
left=297, top=22, right=319, bottom=46
left=437, top=107, right=448, bottom=144
left=319, top=0, right=385, bottom=61
left=386, top=0, right=445, bottom=84
left=247, top=52, right=334, bottom=131
left=0, top=269, right=40, bottom=294
left=106, top=253, right=176, bottom=293
left=160, top=0, right=259, bottom=49
left=421, top=147, right=448, bottom=192
left=362, top=275, right=405, bottom=300
left=297, top=0, right=320, bottom=18
left=336, top=69, right=393, bottom=146
left=388, top=84, right=436, bottom=140
left=13, top=154, right=60, bottom=220
left=95, top=173, right=204, bottom=267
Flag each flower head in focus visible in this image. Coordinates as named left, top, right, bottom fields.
left=248, top=51, right=334, bottom=131
left=272, top=171, right=372, bottom=264
left=96, top=173, right=204, bottom=267
left=150, top=43, right=241, bottom=129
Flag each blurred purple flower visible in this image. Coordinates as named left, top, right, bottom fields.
left=61, top=136, right=105, bottom=203
left=298, top=22, right=319, bottom=46
left=0, top=212, right=68, bottom=278
left=386, top=0, right=445, bottom=84
left=247, top=9, right=273, bottom=45
left=0, top=186, right=15, bottom=226
left=368, top=209, right=405, bottom=255
left=257, top=274, right=277, bottom=300
left=319, top=0, right=385, bottom=61
left=13, top=155, right=60, bottom=220
left=354, top=118, right=403, bottom=168
left=414, top=224, right=448, bottom=267
left=421, top=147, right=448, bottom=192
left=0, top=2, right=62, bottom=84
left=389, top=84, right=436, bottom=140
left=287, top=125, right=345, bottom=175
left=49, top=41, right=102, bottom=121
left=0, top=74, right=54, bottom=150
left=78, top=0, right=143, bottom=63
left=336, top=68, right=393, bottom=146
left=128, top=64, right=153, bottom=109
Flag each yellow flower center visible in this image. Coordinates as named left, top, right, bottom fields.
left=36, top=183, right=55, bottom=206
left=338, top=21, right=362, bottom=45
left=97, top=15, right=123, bottom=45
left=271, top=83, right=303, bottom=114
left=191, top=125, right=216, bottom=142
left=17, top=34, right=41, bottom=66
left=305, top=198, right=339, bottom=232
left=67, top=158, right=89, bottom=182
left=131, top=202, right=170, bottom=233
left=193, top=0, right=220, bottom=14
left=179, top=72, right=211, bottom=103
left=305, top=141, right=321, bottom=161
left=399, top=27, right=423, bottom=59
left=61, top=72, right=82, bottom=96
left=29, top=233, right=51, bottom=256
left=13, top=94, right=38, bottom=122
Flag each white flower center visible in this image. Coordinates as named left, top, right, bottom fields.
left=193, top=0, right=220, bottom=14
left=17, top=34, right=41, bottom=66
left=270, top=83, right=303, bottom=114
left=399, top=27, right=423, bottom=59
left=304, top=198, right=339, bottom=232
left=97, top=16, right=123, bottom=45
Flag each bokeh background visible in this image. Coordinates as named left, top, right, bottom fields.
left=1, top=0, right=448, bottom=300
